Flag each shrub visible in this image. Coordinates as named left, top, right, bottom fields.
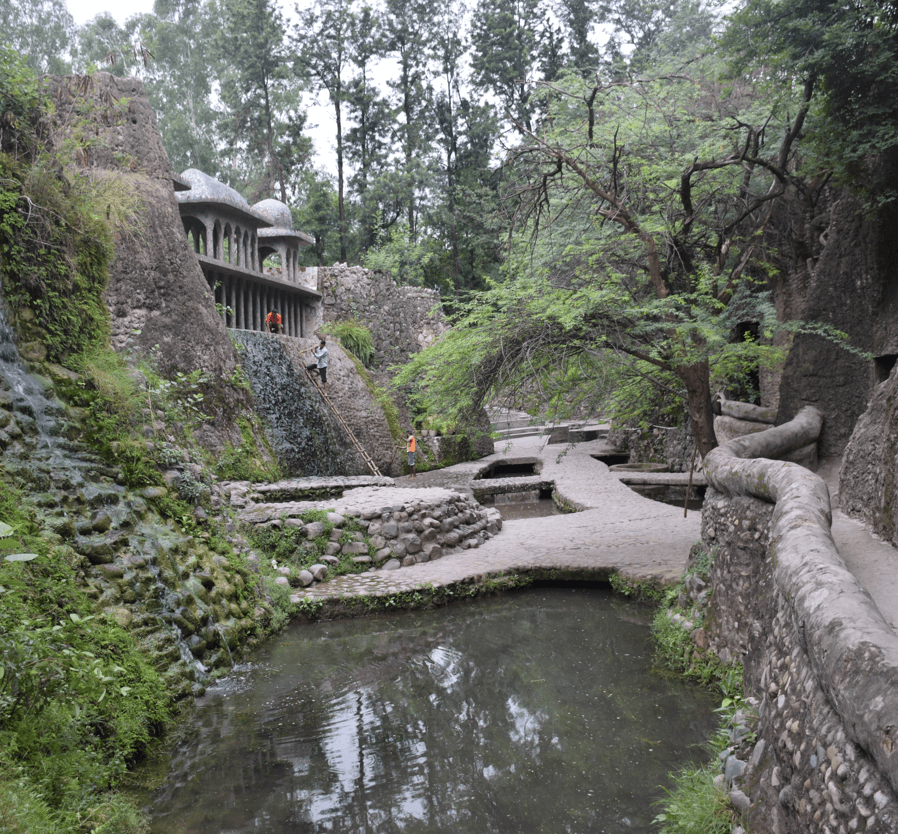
left=326, top=319, right=375, bottom=367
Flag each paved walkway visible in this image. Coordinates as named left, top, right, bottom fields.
left=296, top=436, right=702, bottom=602
left=291, top=440, right=898, bottom=636
left=817, top=457, right=898, bottom=631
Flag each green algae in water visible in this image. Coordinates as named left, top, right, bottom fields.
left=144, top=589, right=718, bottom=833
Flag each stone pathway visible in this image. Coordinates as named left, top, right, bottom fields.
left=817, top=457, right=898, bottom=631
left=296, top=436, right=703, bottom=603
left=287, top=441, right=898, bottom=635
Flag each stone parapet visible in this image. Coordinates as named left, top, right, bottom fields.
left=701, top=406, right=898, bottom=831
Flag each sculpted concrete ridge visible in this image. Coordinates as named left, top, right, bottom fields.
left=704, top=407, right=898, bottom=796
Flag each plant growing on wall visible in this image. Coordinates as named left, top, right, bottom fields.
left=0, top=52, right=142, bottom=363
left=326, top=318, right=375, bottom=366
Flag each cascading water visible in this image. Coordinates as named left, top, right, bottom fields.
left=231, top=330, right=364, bottom=476
left=0, top=303, right=250, bottom=693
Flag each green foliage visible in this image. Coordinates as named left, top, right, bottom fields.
left=59, top=347, right=157, bottom=488
left=609, top=572, right=666, bottom=602
left=215, top=417, right=280, bottom=482
left=0, top=54, right=142, bottom=363
left=326, top=319, right=375, bottom=366
left=0, top=478, right=169, bottom=832
left=362, top=220, right=439, bottom=287
left=725, top=0, right=898, bottom=206
left=653, top=761, right=734, bottom=833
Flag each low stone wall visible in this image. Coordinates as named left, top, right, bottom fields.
left=230, top=485, right=502, bottom=585
left=606, top=423, right=696, bottom=472
left=700, top=407, right=898, bottom=832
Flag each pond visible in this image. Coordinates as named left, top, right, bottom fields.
left=143, top=588, right=718, bottom=833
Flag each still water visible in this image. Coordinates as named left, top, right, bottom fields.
left=146, top=589, right=717, bottom=833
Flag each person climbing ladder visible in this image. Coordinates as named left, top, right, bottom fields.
left=306, top=339, right=328, bottom=392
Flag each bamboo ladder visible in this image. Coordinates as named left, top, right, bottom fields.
left=303, top=365, right=382, bottom=477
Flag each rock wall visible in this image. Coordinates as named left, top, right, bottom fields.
left=45, top=73, right=257, bottom=456
left=319, top=264, right=446, bottom=369
left=700, top=493, right=898, bottom=833
left=693, top=408, right=898, bottom=832
left=769, top=188, right=898, bottom=457
left=840, top=356, right=898, bottom=546
left=607, top=423, right=697, bottom=472
left=230, top=331, right=398, bottom=477
left=47, top=74, right=241, bottom=383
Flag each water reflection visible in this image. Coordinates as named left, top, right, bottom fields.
left=146, top=589, right=717, bottom=833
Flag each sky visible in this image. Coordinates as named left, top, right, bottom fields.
left=67, top=0, right=156, bottom=26
left=64, top=0, right=342, bottom=173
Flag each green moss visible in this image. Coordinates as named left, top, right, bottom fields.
left=0, top=475, right=171, bottom=833
left=609, top=572, right=666, bottom=602
left=215, top=417, right=280, bottom=482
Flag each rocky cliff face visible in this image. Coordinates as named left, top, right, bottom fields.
left=769, top=188, right=898, bottom=457
left=45, top=74, right=254, bottom=455
left=839, top=370, right=898, bottom=541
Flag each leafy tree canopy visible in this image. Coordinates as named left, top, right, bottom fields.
left=397, top=54, right=824, bottom=455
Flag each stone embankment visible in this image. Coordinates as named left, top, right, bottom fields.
left=226, top=480, right=502, bottom=594
left=698, top=406, right=898, bottom=833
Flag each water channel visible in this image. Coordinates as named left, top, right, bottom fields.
left=145, top=588, right=717, bottom=833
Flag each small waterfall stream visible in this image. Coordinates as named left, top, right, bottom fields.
left=231, top=330, right=363, bottom=476
left=0, top=305, right=248, bottom=692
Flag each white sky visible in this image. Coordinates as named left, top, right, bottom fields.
left=65, top=0, right=341, bottom=173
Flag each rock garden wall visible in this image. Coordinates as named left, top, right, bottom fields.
left=319, top=265, right=446, bottom=369
left=227, top=482, right=502, bottom=593
left=606, top=422, right=696, bottom=472
left=699, top=492, right=898, bottom=832
left=688, top=407, right=898, bottom=832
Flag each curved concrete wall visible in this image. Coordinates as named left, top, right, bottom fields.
left=703, top=408, right=898, bottom=831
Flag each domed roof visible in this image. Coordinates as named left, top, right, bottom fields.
left=177, top=169, right=252, bottom=213
left=252, top=199, right=293, bottom=230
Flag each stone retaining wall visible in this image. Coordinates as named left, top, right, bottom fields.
left=319, top=265, right=446, bottom=369
left=700, top=407, right=898, bottom=832
left=607, top=423, right=697, bottom=472
left=229, top=486, right=502, bottom=589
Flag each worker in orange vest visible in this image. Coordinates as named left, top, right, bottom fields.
left=407, top=431, right=416, bottom=479
left=265, top=310, right=283, bottom=333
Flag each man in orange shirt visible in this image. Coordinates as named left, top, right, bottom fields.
left=265, top=310, right=283, bottom=333
left=407, top=431, right=416, bottom=479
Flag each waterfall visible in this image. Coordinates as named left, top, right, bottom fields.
left=231, top=330, right=365, bottom=476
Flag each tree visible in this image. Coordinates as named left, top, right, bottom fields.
left=726, top=0, right=898, bottom=204
left=215, top=0, right=295, bottom=202
left=73, top=13, right=133, bottom=76
left=127, top=0, right=223, bottom=175
left=343, top=4, right=392, bottom=252
left=470, top=0, right=545, bottom=135
left=397, top=59, right=819, bottom=456
left=1, top=0, right=73, bottom=75
left=294, top=0, right=356, bottom=262
left=382, top=0, right=439, bottom=241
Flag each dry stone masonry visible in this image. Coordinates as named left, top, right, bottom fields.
left=225, top=481, right=502, bottom=593
left=319, top=264, right=446, bottom=368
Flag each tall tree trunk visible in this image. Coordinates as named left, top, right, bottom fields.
left=335, top=91, right=347, bottom=262
left=679, top=360, right=717, bottom=458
